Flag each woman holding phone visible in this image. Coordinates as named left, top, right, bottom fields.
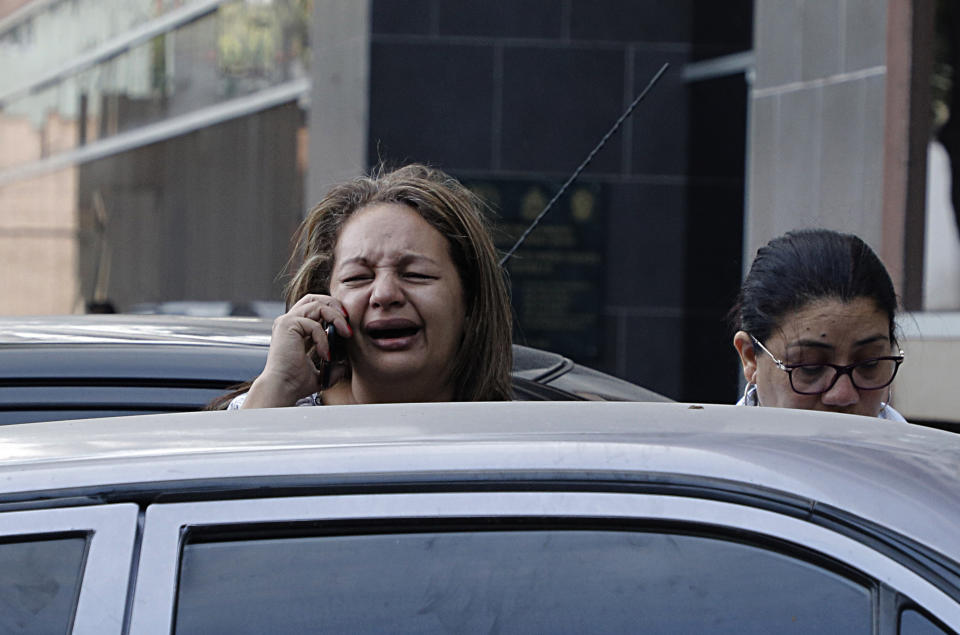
left=220, top=164, right=513, bottom=408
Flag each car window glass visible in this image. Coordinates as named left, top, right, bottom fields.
left=175, top=528, right=872, bottom=634
left=0, top=410, right=169, bottom=426
left=0, top=536, right=87, bottom=635
left=900, top=608, right=952, bottom=635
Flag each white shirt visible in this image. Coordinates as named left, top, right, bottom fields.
left=737, top=384, right=907, bottom=422
left=227, top=392, right=321, bottom=409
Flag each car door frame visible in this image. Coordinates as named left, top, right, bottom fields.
left=0, top=503, right=139, bottom=634
left=128, top=491, right=960, bottom=633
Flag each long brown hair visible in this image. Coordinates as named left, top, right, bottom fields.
left=208, top=164, right=512, bottom=408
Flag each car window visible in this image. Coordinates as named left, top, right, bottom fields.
left=0, top=505, right=138, bottom=634
left=0, top=535, right=87, bottom=635
left=0, top=409, right=172, bottom=425
left=901, top=608, right=953, bottom=635
left=175, top=527, right=871, bottom=634
left=0, top=384, right=232, bottom=426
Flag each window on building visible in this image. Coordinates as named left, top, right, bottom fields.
left=926, top=0, right=960, bottom=310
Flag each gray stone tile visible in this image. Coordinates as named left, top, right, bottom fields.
left=860, top=72, right=887, bottom=247
left=630, top=51, right=690, bottom=177
left=754, top=0, right=802, bottom=89
left=596, top=313, right=626, bottom=380
left=371, top=0, right=434, bottom=35
left=800, top=0, right=842, bottom=81
left=570, top=0, right=691, bottom=43
left=819, top=80, right=866, bottom=224
left=621, top=313, right=685, bottom=398
left=746, top=95, right=777, bottom=256
left=368, top=42, right=495, bottom=170
left=438, top=0, right=564, bottom=38
left=844, top=0, right=887, bottom=72
left=774, top=87, right=821, bottom=232
left=500, top=45, right=626, bottom=173
left=603, top=182, right=687, bottom=309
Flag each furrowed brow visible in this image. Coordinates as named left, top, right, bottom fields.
left=397, top=253, right=440, bottom=267
left=338, top=256, right=370, bottom=267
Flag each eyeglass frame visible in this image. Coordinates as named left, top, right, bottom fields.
left=749, top=334, right=904, bottom=396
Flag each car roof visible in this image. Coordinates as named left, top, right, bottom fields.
left=0, top=401, right=958, bottom=561
left=0, top=314, right=670, bottom=402
left=0, top=315, right=567, bottom=374
left=0, top=314, right=273, bottom=347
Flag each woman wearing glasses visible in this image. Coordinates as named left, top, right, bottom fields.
left=730, top=228, right=906, bottom=420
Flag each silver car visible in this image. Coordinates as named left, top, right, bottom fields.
left=0, top=401, right=958, bottom=633
left=0, top=314, right=669, bottom=425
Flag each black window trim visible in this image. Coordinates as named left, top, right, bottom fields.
left=0, top=503, right=139, bottom=634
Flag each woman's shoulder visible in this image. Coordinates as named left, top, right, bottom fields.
left=736, top=384, right=758, bottom=406
left=737, top=385, right=908, bottom=422
left=879, top=404, right=908, bottom=422
left=227, top=392, right=322, bottom=409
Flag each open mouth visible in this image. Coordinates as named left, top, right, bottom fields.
left=365, top=319, right=422, bottom=344
left=368, top=325, right=420, bottom=340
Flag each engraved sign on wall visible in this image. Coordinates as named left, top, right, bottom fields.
left=469, top=179, right=605, bottom=362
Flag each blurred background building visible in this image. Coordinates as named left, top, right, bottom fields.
left=0, top=0, right=956, bottom=415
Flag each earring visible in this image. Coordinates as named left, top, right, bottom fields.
left=880, top=386, right=892, bottom=416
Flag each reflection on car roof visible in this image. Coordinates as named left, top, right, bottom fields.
left=0, top=401, right=958, bottom=563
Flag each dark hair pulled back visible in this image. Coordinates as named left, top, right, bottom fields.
left=731, top=228, right=898, bottom=343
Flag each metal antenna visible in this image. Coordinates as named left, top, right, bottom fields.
left=499, top=61, right=670, bottom=266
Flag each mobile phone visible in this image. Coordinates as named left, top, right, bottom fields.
left=325, top=322, right=346, bottom=363
left=320, top=322, right=346, bottom=389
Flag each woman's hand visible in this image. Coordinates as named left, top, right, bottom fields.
left=241, top=294, right=352, bottom=408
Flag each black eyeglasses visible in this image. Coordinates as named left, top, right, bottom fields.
left=750, top=335, right=904, bottom=396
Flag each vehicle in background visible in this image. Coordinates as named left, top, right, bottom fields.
left=125, top=300, right=286, bottom=318
left=0, top=314, right=669, bottom=425
left=0, top=401, right=958, bottom=633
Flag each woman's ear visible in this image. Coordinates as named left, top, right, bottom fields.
left=733, top=331, right=758, bottom=384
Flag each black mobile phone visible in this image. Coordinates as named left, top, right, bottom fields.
left=320, top=322, right=346, bottom=389
left=325, top=322, right=346, bottom=363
